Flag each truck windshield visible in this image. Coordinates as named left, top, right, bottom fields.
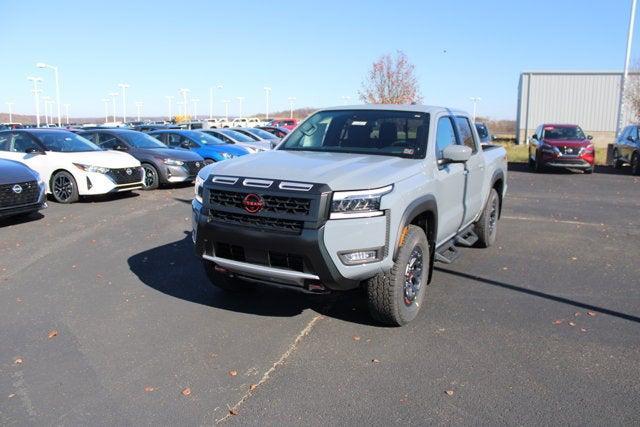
left=279, top=110, right=429, bottom=158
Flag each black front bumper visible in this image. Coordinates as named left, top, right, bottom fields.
left=193, top=177, right=360, bottom=291
left=0, top=201, right=46, bottom=219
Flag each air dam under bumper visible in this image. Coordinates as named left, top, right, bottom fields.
left=192, top=199, right=389, bottom=292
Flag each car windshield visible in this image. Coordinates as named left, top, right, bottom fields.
left=121, top=132, right=168, bottom=148
left=246, top=128, right=278, bottom=139
left=187, top=131, right=225, bottom=145
left=279, top=110, right=429, bottom=158
left=36, top=131, right=102, bottom=152
left=543, top=126, right=586, bottom=140
left=219, top=129, right=256, bottom=143
left=475, top=124, right=489, bottom=138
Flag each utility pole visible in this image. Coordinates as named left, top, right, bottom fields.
left=135, top=102, right=143, bottom=121
left=179, top=88, right=190, bottom=118
left=616, top=0, right=638, bottom=136
left=5, top=102, right=14, bottom=122
left=222, top=100, right=230, bottom=121
left=192, top=98, right=199, bottom=120
left=118, top=83, right=130, bottom=123
left=236, top=96, right=245, bottom=118
left=63, top=103, right=70, bottom=124
left=27, top=76, right=43, bottom=127
left=102, top=98, right=109, bottom=123
left=43, top=96, right=51, bottom=125
left=109, top=92, right=119, bottom=122
left=165, top=95, right=174, bottom=120
left=36, top=63, right=61, bottom=126
left=470, top=97, right=482, bottom=122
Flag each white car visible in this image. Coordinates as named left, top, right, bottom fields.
left=200, top=129, right=271, bottom=153
left=0, top=129, right=144, bottom=203
left=230, top=117, right=261, bottom=128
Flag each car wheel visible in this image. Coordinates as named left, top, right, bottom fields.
left=534, top=153, right=545, bottom=173
left=202, top=261, right=255, bottom=293
left=203, top=158, right=215, bottom=165
left=142, top=163, right=159, bottom=190
left=528, top=154, right=535, bottom=170
left=51, top=171, right=79, bottom=204
left=632, top=153, right=640, bottom=175
left=366, top=225, right=429, bottom=326
left=613, top=149, right=623, bottom=169
left=475, top=188, right=500, bottom=248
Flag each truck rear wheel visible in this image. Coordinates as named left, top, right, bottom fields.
left=202, top=261, right=255, bottom=293
left=475, top=188, right=500, bottom=248
left=366, top=225, right=429, bottom=326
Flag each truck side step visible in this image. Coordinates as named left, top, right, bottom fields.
left=435, top=243, right=461, bottom=264
left=455, top=227, right=479, bottom=247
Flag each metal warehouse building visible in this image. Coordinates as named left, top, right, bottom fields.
left=516, top=71, right=627, bottom=146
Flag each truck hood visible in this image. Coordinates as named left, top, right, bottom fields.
left=208, top=150, right=422, bottom=190
left=46, top=150, right=141, bottom=168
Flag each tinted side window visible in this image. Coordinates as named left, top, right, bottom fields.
left=82, top=133, right=98, bottom=143
left=98, top=134, right=119, bottom=150
left=166, top=133, right=182, bottom=147
left=630, top=127, right=639, bottom=141
left=0, top=133, right=10, bottom=151
left=150, top=133, right=164, bottom=144
left=435, top=117, right=458, bottom=159
left=455, top=117, right=477, bottom=153
left=11, top=133, right=40, bottom=152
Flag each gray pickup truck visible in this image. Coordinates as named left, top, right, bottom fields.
left=192, top=105, right=507, bottom=325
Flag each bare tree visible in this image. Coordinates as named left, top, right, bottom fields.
left=624, top=63, right=640, bottom=122
left=359, top=51, right=422, bottom=104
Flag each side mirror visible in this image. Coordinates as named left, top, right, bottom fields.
left=441, top=145, right=472, bottom=164
left=25, top=147, right=45, bottom=155
left=491, top=135, right=497, bottom=141
left=587, top=135, right=593, bottom=141
left=531, top=134, right=538, bottom=140
left=626, top=135, right=634, bottom=142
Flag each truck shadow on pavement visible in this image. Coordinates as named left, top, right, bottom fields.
left=127, top=232, right=379, bottom=326
left=436, top=267, right=640, bottom=324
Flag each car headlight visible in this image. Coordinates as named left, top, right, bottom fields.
left=540, top=143, right=559, bottom=154
left=163, top=158, right=184, bottom=166
left=330, top=185, right=393, bottom=219
left=194, top=175, right=204, bottom=204
left=220, top=152, right=234, bottom=160
left=73, top=163, right=110, bottom=174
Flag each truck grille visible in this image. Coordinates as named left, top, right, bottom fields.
left=107, top=167, right=143, bottom=184
left=183, top=161, right=203, bottom=176
left=0, top=181, right=39, bottom=208
left=210, top=190, right=311, bottom=215
left=213, top=242, right=305, bottom=273
left=210, top=210, right=304, bottom=234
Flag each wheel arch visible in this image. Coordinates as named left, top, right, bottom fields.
left=490, top=169, right=505, bottom=218
left=393, top=195, right=438, bottom=284
left=49, top=167, right=77, bottom=193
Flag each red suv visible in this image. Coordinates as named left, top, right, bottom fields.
left=268, top=118, right=298, bottom=131
left=528, top=124, right=595, bottom=173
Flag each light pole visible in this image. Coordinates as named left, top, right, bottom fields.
left=109, top=92, right=119, bottom=122
left=63, top=103, right=70, bottom=124
left=470, top=97, right=482, bottom=122
left=209, top=84, right=222, bottom=119
left=264, top=87, right=272, bottom=120
left=287, top=97, right=296, bottom=119
left=616, top=0, right=638, bottom=136
left=117, top=83, right=130, bottom=123
left=5, top=102, right=14, bottom=122
left=222, top=100, right=230, bottom=121
left=27, top=76, right=43, bottom=127
left=192, top=98, right=200, bottom=120
left=165, top=96, right=174, bottom=120
left=236, top=96, right=245, bottom=118
left=179, top=88, right=190, bottom=118
left=102, top=98, right=110, bottom=123
left=36, top=63, right=61, bottom=127
left=43, top=96, right=51, bottom=125
left=135, top=102, right=143, bottom=121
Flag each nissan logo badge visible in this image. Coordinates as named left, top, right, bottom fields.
left=196, top=162, right=201, bottom=168
left=12, top=184, right=22, bottom=194
left=242, top=193, right=264, bottom=214
left=126, top=168, right=132, bottom=175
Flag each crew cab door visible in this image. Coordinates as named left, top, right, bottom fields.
left=433, top=116, right=466, bottom=244
left=455, top=116, right=486, bottom=224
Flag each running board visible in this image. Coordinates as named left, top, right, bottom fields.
left=435, top=226, right=478, bottom=264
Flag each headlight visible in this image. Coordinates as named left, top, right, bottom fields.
left=220, top=152, right=234, bottom=160
left=73, top=163, right=110, bottom=174
left=163, top=158, right=184, bottom=166
left=330, top=185, right=393, bottom=219
left=194, top=175, right=204, bottom=204
left=540, top=143, right=559, bottom=154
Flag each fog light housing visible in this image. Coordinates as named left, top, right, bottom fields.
left=339, top=249, right=382, bottom=265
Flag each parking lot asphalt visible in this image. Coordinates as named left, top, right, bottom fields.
left=1, top=164, right=639, bottom=425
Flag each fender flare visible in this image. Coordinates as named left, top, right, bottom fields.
left=489, top=168, right=505, bottom=218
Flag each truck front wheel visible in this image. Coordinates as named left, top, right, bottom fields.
left=475, top=188, right=500, bottom=248
left=202, top=261, right=255, bottom=293
left=366, top=225, right=429, bottom=326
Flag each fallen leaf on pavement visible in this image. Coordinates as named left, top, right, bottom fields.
left=14, top=357, right=23, bottom=365
left=144, top=386, right=155, bottom=392
left=553, top=320, right=563, bottom=325
left=372, top=359, right=380, bottom=363
left=568, top=322, right=576, bottom=327
left=352, top=336, right=361, bottom=341
left=580, top=328, right=587, bottom=332
left=249, top=384, right=258, bottom=391
left=229, top=370, right=238, bottom=377
left=181, top=387, right=191, bottom=397
left=587, top=311, right=596, bottom=317
left=47, top=330, right=59, bottom=339
left=574, top=312, right=581, bottom=317
left=445, top=390, right=454, bottom=396
left=229, top=408, right=238, bottom=416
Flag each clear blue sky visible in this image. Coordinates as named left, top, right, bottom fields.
left=1, top=0, right=637, bottom=120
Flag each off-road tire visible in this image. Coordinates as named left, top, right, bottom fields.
left=631, top=153, right=640, bottom=175
left=366, top=225, right=429, bottom=326
left=202, top=261, right=254, bottom=293
left=613, top=149, right=623, bottom=169
left=475, top=188, right=500, bottom=248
